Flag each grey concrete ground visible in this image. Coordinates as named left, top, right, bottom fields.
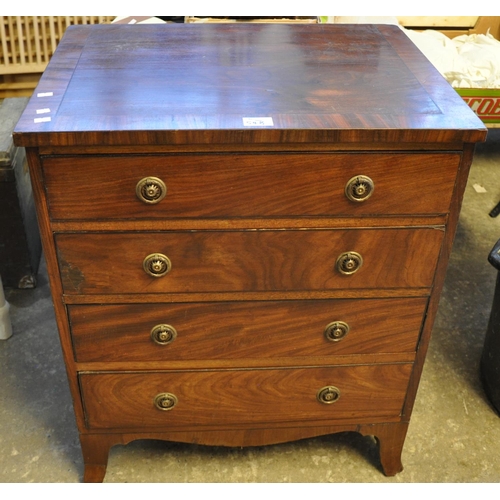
left=1, top=130, right=500, bottom=483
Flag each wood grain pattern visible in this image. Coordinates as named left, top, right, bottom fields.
left=358, top=422, right=409, bottom=476
left=74, top=353, right=416, bottom=373
left=401, top=143, right=478, bottom=420
left=12, top=24, right=486, bottom=147
left=50, top=215, right=448, bottom=233
left=68, top=297, right=427, bottom=362
left=42, top=153, right=460, bottom=219
left=56, top=228, right=444, bottom=294
left=79, top=364, right=413, bottom=429
left=79, top=421, right=409, bottom=480
left=12, top=23, right=488, bottom=481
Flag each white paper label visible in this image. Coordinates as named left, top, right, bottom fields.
left=243, top=117, right=274, bottom=127
left=36, top=108, right=51, bottom=114
left=37, top=92, right=53, bottom=97
left=34, top=117, right=51, bottom=123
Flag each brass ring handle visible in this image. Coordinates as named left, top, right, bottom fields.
left=336, top=251, right=363, bottom=275
left=345, top=175, right=374, bottom=202
left=317, top=386, right=341, bottom=404
left=136, top=177, right=167, bottom=204
left=324, top=321, right=350, bottom=342
left=154, top=392, right=178, bottom=411
left=143, top=253, right=171, bottom=278
left=151, top=324, right=177, bottom=345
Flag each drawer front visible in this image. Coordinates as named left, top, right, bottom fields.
left=57, top=228, right=443, bottom=294
left=69, top=297, right=427, bottom=362
left=42, top=153, right=460, bottom=219
left=79, top=364, right=413, bottom=429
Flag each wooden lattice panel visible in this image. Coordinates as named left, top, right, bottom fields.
left=0, top=16, right=114, bottom=75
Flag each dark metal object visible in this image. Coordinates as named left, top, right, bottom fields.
left=481, top=238, right=500, bottom=414
left=489, top=201, right=500, bottom=218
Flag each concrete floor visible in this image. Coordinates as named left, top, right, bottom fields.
left=1, top=130, right=500, bottom=483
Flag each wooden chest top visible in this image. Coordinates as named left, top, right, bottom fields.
left=13, top=23, right=486, bottom=147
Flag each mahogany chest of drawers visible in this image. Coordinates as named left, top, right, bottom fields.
left=13, top=23, right=487, bottom=482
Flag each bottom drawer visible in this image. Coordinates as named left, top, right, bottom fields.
left=80, top=364, right=413, bottom=430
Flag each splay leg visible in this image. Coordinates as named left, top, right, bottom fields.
left=359, top=422, right=409, bottom=476
left=80, top=434, right=115, bottom=483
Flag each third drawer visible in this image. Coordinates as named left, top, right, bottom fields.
left=68, top=297, right=428, bottom=362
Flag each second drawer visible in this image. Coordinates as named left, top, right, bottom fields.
left=56, top=228, right=444, bottom=294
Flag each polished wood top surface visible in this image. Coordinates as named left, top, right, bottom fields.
left=13, top=23, right=486, bottom=147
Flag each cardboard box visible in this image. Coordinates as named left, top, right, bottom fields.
left=457, top=88, right=500, bottom=125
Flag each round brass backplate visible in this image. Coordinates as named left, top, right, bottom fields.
left=136, top=176, right=167, bottom=204
left=154, top=392, right=178, bottom=411
left=336, top=251, right=363, bottom=275
left=143, top=253, right=171, bottom=278
left=345, top=175, right=374, bottom=202
left=324, top=321, right=350, bottom=342
left=317, top=386, right=341, bottom=404
left=151, top=324, right=177, bottom=345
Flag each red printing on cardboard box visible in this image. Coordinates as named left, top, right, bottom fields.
left=463, top=97, right=500, bottom=120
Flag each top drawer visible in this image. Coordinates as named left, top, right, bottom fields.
left=41, top=153, right=460, bottom=220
